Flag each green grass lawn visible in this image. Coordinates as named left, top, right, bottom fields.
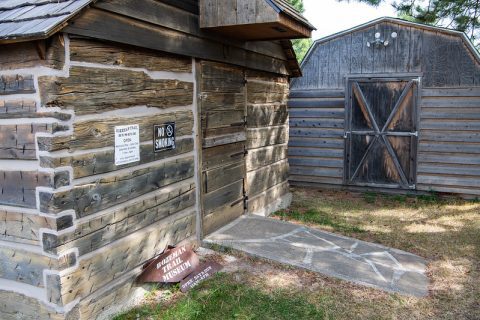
left=114, top=188, right=480, bottom=320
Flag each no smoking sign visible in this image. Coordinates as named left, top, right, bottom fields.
left=154, top=122, right=176, bottom=153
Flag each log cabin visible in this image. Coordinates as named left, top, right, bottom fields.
left=0, top=0, right=314, bottom=319
left=289, top=17, right=480, bottom=198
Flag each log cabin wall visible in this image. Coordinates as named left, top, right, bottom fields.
left=289, top=18, right=480, bottom=197
left=245, top=71, right=291, bottom=215
left=0, top=34, right=197, bottom=320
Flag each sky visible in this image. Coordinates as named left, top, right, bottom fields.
left=303, top=0, right=397, bottom=40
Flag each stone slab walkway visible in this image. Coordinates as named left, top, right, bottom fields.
left=204, top=215, right=429, bottom=297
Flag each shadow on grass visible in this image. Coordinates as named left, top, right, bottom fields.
left=114, top=273, right=326, bottom=320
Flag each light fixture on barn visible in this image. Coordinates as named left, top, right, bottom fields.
left=367, top=31, right=398, bottom=48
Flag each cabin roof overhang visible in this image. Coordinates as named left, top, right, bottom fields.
left=199, top=0, right=315, bottom=41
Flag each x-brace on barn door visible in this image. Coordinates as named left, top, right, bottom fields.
left=345, top=78, right=419, bottom=189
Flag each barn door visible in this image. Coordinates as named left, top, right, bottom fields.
left=345, top=78, right=418, bottom=189
left=198, top=61, right=247, bottom=236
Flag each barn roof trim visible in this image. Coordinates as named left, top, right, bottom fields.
left=301, top=16, right=480, bottom=68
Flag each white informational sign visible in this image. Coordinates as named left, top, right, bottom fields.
left=114, top=124, right=140, bottom=166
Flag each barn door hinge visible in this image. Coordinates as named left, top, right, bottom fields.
left=343, top=131, right=351, bottom=139
left=198, top=93, right=208, bottom=101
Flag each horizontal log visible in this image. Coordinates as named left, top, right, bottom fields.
left=421, top=109, right=480, bottom=120
left=247, top=126, right=288, bottom=149
left=204, top=161, right=245, bottom=194
left=0, top=99, right=71, bottom=120
left=39, top=66, right=193, bottom=115
left=247, top=104, right=288, bottom=128
left=247, top=81, right=288, bottom=104
left=290, top=166, right=343, bottom=178
left=0, top=123, right=68, bottom=160
left=422, top=88, right=480, bottom=97
left=245, top=70, right=288, bottom=84
left=0, top=74, right=35, bottom=95
left=203, top=180, right=244, bottom=215
left=290, top=118, right=344, bottom=129
left=70, top=37, right=192, bottom=72
left=39, top=156, right=194, bottom=217
left=416, top=183, right=480, bottom=196
left=289, top=137, right=344, bottom=149
left=246, top=159, right=288, bottom=197
left=0, top=246, right=56, bottom=287
left=44, top=183, right=196, bottom=255
left=288, top=157, right=343, bottom=168
left=246, top=181, right=289, bottom=214
left=202, top=141, right=245, bottom=170
left=289, top=89, right=345, bottom=99
left=65, top=8, right=289, bottom=76
left=40, top=137, right=194, bottom=178
left=0, top=289, right=67, bottom=320
left=246, top=144, right=287, bottom=171
left=57, top=212, right=195, bottom=305
left=288, top=147, right=343, bottom=158
left=289, top=108, right=344, bottom=119
left=0, top=35, right=64, bottom=71
left=38, top=111, right=193, bottom=152
left=203, top=131, right=246, bottom=148
left=0, top=210, right=72, bottom=245
left=0, top=171, right=53, bottom=208
left=202, top=110, right=244, bottom=130
left=288, top=98, right=345, bottom=108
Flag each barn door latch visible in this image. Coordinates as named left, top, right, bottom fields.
left=343, top=131, right=350, bottom=139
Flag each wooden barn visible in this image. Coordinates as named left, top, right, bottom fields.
left=289, top=17, right=480, bottom=197
left=0, top=0, right=314, bottom=319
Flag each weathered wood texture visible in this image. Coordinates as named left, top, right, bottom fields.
left=43, top=180, right=196, bottom=255
left=199, top=61, right=246, bottom=235
left=0, top=34, right=65, bottom=71
left=40, top=156, right=194, bottom=217
left=0, top=74, right=35, bottom=95
left=417, top=91, right=480, bottom=195
left=40, top=137, right=194, bottom=179
left=70, top=37, right=192, bottom=72
left=39, top=66, right=194, bottom=115
left=65, top=4, right=289, bottom=76
left=0, top=123, right=68, bottom=160
left=0, top=99, right=71, bottom=120
left=0, top=171, right=55, bottom=208
left=38, top=111, right=193, bottom=152
left=0, top=246, right=57, bottom=287
left=55, top=211, right=195, bottom=305
left=292, top=21, right=480, bottom=89
left=0, top=290, right=69, bottom=320
left=0, top=210, right=71, bottom=245
left=245, top=72, right=290, bottom=207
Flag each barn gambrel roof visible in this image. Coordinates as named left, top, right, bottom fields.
left=301, top=17, right=480, bottom=67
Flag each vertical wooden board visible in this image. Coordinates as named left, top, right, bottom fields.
left=361, top=25, right=375, bottom=73
left=317, top=43, right=329, bottom=88
left=373, top=23, right=386, bottom=73
left=409, top=28, right=423, bottom=73
left=220, top=0, right=237, bottom=25
left=384, top=23, right=396, bottom=73
left=350, top=30, right=363, bottom=74
left=339, top=34, right=351, bottom=88
left=395, top=25, right=410, bottom=73
left=236, top=0, right=256, bottom=24
left=327, top=38, right=341, bottom=88
left=458, top=41, right=475, bottom=86
left=301, top=46, right=319, bottom=89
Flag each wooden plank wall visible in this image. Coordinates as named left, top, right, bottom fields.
left=245, top=71, right=290, bottom=215
left=288, top=89, right=345, bottom=186
left=417, top=88, right=480, bottom=196
left=292, top=21, right=480, bottom=90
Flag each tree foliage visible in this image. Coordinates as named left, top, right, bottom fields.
left=287, top=0, right=313, bottom=62
left=342, top=0, right=480, bottom=47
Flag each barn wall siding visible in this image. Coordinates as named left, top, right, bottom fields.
left=292, top=22, right=480, bottom=90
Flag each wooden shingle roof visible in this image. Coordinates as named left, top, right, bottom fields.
left=0, top=0, right=93, bottom=42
